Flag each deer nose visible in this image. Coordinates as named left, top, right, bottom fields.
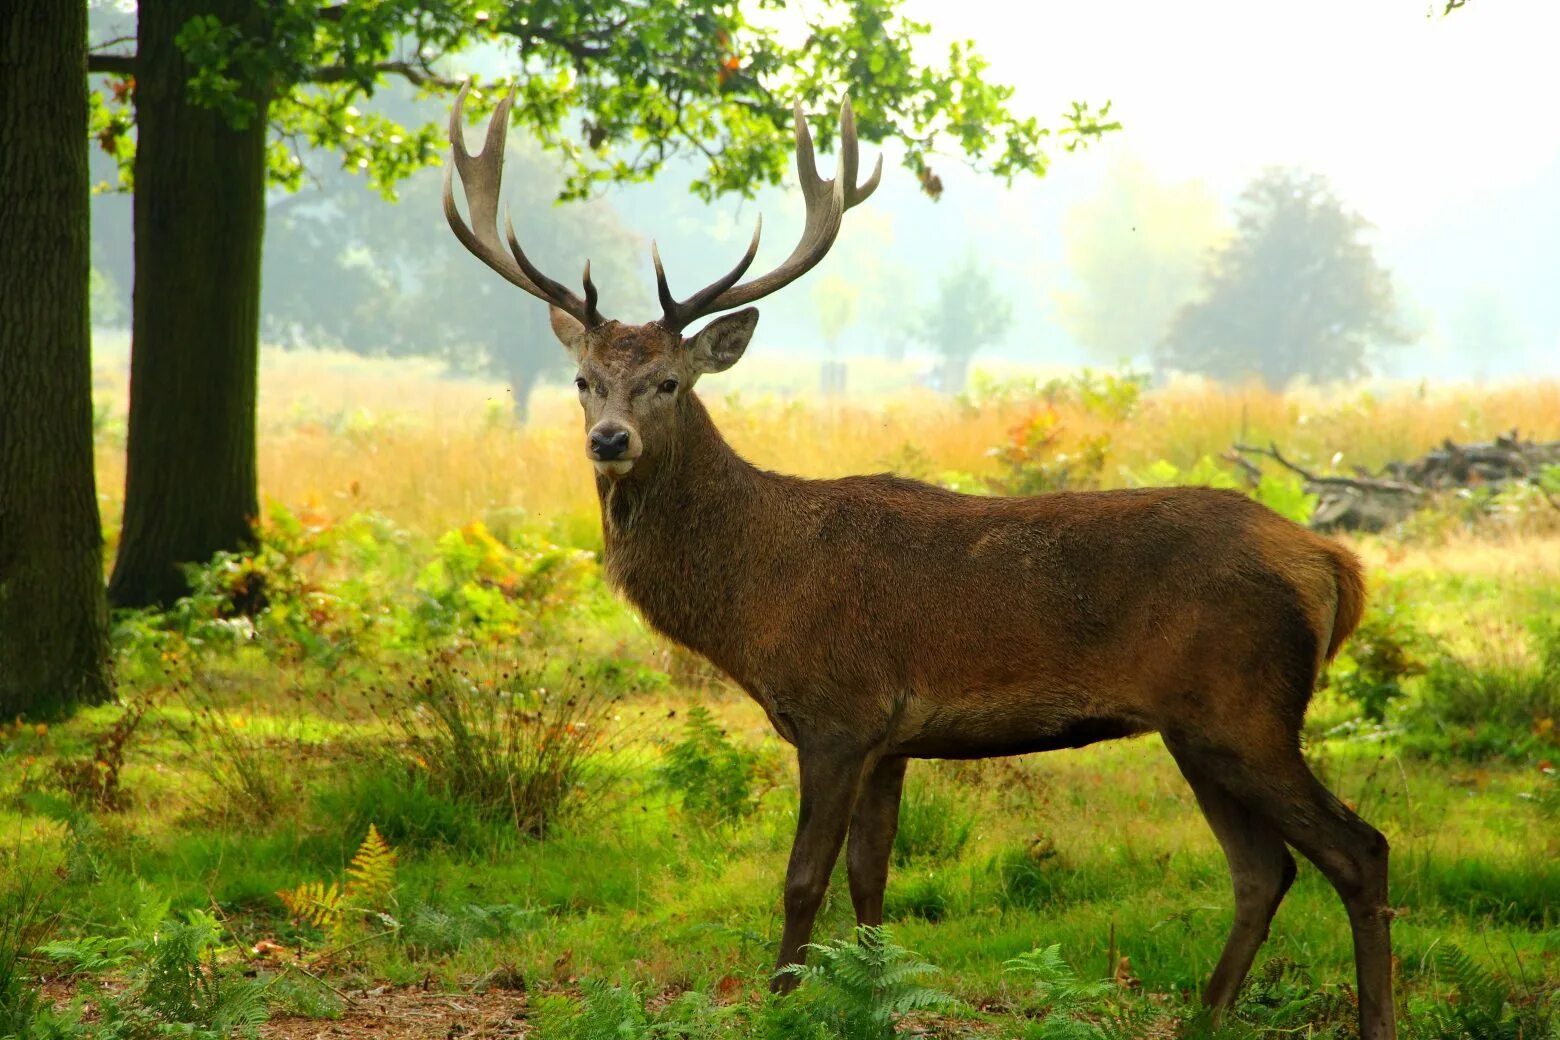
left=589, top=427, right=631, bottom=460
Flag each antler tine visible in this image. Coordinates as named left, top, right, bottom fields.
left=655, top=220, right=763, bottom=330
left=654, top=95, right=880, bottom=332
left=442, top=80, right=605, bottom=327
left=838, top=96, right=883, bottom=207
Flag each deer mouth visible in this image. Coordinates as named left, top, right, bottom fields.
left=593, top=459, right=635, bottom=478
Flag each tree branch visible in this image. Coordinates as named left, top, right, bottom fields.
left=88, top=53, right=138, bottom=76
left=306, top=60, right=459, bottom=90
left=1233, top=443, right=1424, bottom=495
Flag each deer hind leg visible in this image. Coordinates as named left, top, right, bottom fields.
left=770, top=744, right=869, bottom=993
left=846, top=756, right=908, bottom=927
left=1178, top=738, right=1396, bottom=1040
left=1168, top=744, right=1297, bottom=1023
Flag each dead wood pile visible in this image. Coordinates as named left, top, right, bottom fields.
left=1229, top=430, right=1560, bottom=531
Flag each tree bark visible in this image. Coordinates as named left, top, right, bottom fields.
left=0, top=0, right=112, bottom=717
left=108, top=0, right=270, bottom=607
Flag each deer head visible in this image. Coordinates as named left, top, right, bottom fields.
left=443, top=83, right=881, bottom=478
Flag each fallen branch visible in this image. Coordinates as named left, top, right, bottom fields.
left=1232, top=443, right=1424, bottom=496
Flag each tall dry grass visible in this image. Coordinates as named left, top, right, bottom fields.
left=91, top=346, right=1560, bottom=540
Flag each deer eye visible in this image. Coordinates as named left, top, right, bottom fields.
left=658, top=379, right=679, bottom=394
left=574, top=377, right=588, bottom=393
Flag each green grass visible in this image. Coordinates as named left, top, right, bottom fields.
left=4, top=515, right=1559, bottom=1038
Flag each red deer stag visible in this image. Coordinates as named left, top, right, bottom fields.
left=443, top=84, right=1396, bottom=1040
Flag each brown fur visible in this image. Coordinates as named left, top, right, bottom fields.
left=551, top=317, right=1395, bottom=1039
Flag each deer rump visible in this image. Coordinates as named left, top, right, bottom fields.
left=610, top=478, right=1363, bottom=762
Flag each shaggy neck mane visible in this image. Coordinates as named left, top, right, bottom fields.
left=593, top=393, right=767, bottom=670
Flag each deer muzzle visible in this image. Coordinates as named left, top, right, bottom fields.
left=588, top=423, right=640, bottom=477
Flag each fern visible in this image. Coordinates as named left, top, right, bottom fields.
left=36, top=905, right=272, bottom=1039
left=779, top=926, right=955, bottom=1039
left=1005, top=944, right=1147, bottom=1040
left=659, top=706, right=761, bottom=824
left=278, top=823, right=398, bottom=943
left=277, top=879, right=346, bottom=931
left=1410, top=942, right=1558, bottom=1040
left=344, top=822, right=397, bottom=902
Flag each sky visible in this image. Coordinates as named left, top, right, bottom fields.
left=904, top=0, right=1560, bottom=230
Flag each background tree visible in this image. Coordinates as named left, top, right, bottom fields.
left=1159, top=167, right=1411, bottom=388
left=1055, top=160, right=1226, bottom=364
left=814, top=275, right=861, bottom=354
left=1, top=0, right=111, bottom=717
left=84, top=1, right=1116, bottom=606
left=912, top=256, right=1013, bottom=394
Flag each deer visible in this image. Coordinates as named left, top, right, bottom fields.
left=442, top=84, right=1397, bottom=1040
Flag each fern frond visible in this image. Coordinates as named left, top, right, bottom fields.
left=277, top=879, right=344, bottom=929
left=344, top=823, right=397, bottom=903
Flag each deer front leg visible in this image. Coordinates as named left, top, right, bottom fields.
left=770, top=744, right=869, bottom=992
left=847, top=756, right=908, bottom=927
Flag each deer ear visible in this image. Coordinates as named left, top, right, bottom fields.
left=685, top=308, right=758, bottom=374
left=549, top=306, right=587, bottom=360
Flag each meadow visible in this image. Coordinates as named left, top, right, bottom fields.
left=4, top=347, right=1559, bottom=1040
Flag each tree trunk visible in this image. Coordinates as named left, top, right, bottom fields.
left=108, top=0, right=269, bottom=607
left=0, top=0, right=112, bottom=717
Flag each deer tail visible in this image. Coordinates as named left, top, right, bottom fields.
left=1325, top=544, right=1368, bottom=663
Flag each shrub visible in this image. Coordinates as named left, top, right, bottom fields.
left=1329, top=597, right=1425, bottom=723
left=49, top=699, right=146, bottom=811
left=987, top=409, right=1111, bottom=496
left=376, top=664, right=615, bottom=838
left=658, top=705, right=763, bottom=824
left=1124, top=455, right=1316, bottom=525
left=1402, top=618, right=1560, bottom=762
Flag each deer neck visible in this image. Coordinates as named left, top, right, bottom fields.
left=593, top=393, right=764, bottom=664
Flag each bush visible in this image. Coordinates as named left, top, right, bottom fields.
left=1329, top=596, right=1425, bottom=723
left=1401, top=619, right=1560, bottom=762
left=658, top=705, right=763, bottom=824
left=986, top=409, right=1111, bottom=496
left=375, top=664, right=616, bottom=838
left=48, top=699, right=146, bottom=811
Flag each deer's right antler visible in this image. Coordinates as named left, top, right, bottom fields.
left=443, top=82, right=607, bottom=328
left=653, top=97, right=883, bottom=333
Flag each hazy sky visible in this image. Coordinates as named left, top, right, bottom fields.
left=905, top=0, right=1560, bottom=231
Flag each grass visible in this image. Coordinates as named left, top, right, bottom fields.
left=8, top=349, right=1559, bottom=1037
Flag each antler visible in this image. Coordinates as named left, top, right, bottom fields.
left=443, top=81, right=606, bottom=327
left=655, top=96, right=883, bottom=332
